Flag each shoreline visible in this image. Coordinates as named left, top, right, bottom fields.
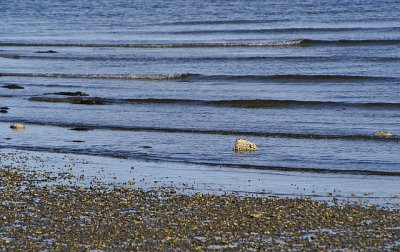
left=1, top=149, right=399, bottom=207
left=1, top=150, right=399, bottom=250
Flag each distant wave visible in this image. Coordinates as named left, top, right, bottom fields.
left=160, top=27, right=400, bottom=35
left=0, top=72, right=192, bottom=80
left=153, top=19, right=289, bottom=26
left=5, top=54, right=400, bottom=64
left=0, top=40, right=304, bottom=48
left=195, top=74, right=395, bottom=82
left=1, top=72, right=395, bottom=82
left=2, top=119, right=400, bottom=142
left=1, top=39, right=399, bottom=48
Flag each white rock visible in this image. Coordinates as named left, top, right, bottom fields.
left=10, top=123, right=26, bottom=130
left=233, top=138, right=259, bottom=152
left=374, top=131, right=393, bottom=138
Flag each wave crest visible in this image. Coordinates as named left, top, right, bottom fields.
left=0, top=72, right=193, bottom=80
left=1, top=39, right=399, bottom=48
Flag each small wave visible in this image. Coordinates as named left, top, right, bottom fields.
left=161, top=27, right=400, bottom=35
left=1, top=144, right=399, bottom=177
left=1, top=119, right=400, bottom=142
left=0, top=54, right=20, bottom=59
left=11, top=54, right=400, bottom=64
left=299, top=39, right=400, bottom=46
left=187, top=161, right=400, bottom=177
left=196, top=74, right=395, bottom=82
left=0, top=72, right=193, bottom=80
left=152, top=19, right=289, bottom=26
left=1, top=39, right=399, bottom=48
left=0, top=40, right=305, bottom=48
left=124, top=98, right=400, bottom=109
left=30, top=97, right=400, bottom=109
left=3, top=72, right=394, bottom=82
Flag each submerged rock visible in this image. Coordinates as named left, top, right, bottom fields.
left=53, top=91, right=89, bottom=97
left=29, top=97, right=107, bottom=105
left=10, top=123, right=26, bottom=130
left=78, top=98, right=106, bottom=105
left=374, top=131, right=394, bottom=138
left=233, top=138, right=259, bottom=152
left=69, top=127, right=91, bottom=131
left=3, top=84, right=24, bottom=89
left=35, top=50, right=58, bottom=53
left=1, top=107, right=10, bottom=113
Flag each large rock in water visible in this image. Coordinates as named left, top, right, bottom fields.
left=374, top=131, right=394, bottom=138
left=233, top=138, right=259, bottom=152
left=10, top=123, right=26, bottom=130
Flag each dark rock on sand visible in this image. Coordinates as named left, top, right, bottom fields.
left=35, top=50, right=58, bottom=53
left=0, top=107, right=10, bottom=110
left=53, top=91, right=89, bottom=97
left=3, top=84, right=24, bottom=89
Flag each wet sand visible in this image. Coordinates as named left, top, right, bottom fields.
left=1, top=151, right=399, bottom=250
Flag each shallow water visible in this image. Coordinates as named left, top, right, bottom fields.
left=1, top=0, right=399, bottom=189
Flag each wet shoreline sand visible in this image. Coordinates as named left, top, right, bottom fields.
left=1, top=151, right=399, bottom=250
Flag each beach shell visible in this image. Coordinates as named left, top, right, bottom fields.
left=10, top=123, right=26, bottom=130
left=374, top=131, right=393, bottom=138
left=233, top=138, right=259, bottom=152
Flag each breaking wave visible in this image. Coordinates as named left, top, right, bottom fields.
left=0, top=72, right=193, bottom=80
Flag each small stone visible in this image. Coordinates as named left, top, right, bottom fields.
left=233, top=138, right=259, bottom=152
left=249, top=212, right=262, bottom=218
left=0, top=109, right=8, bottom=113
left=374, top=131, right=393, bottom=138
left=10, top=123, right=26, bottom=130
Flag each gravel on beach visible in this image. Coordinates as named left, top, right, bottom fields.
left=0, top=154, right=399, bottom=251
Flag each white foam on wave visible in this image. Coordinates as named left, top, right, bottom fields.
left=0, top=72, right=192, bottom=80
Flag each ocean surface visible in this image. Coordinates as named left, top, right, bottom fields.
left=1, top=0, right=400, bottom=195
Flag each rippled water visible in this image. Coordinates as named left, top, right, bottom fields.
left=1, top=0, right=400, bottom=179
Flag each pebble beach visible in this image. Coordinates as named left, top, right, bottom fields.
left=0, top=151, right=399, bottom=250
